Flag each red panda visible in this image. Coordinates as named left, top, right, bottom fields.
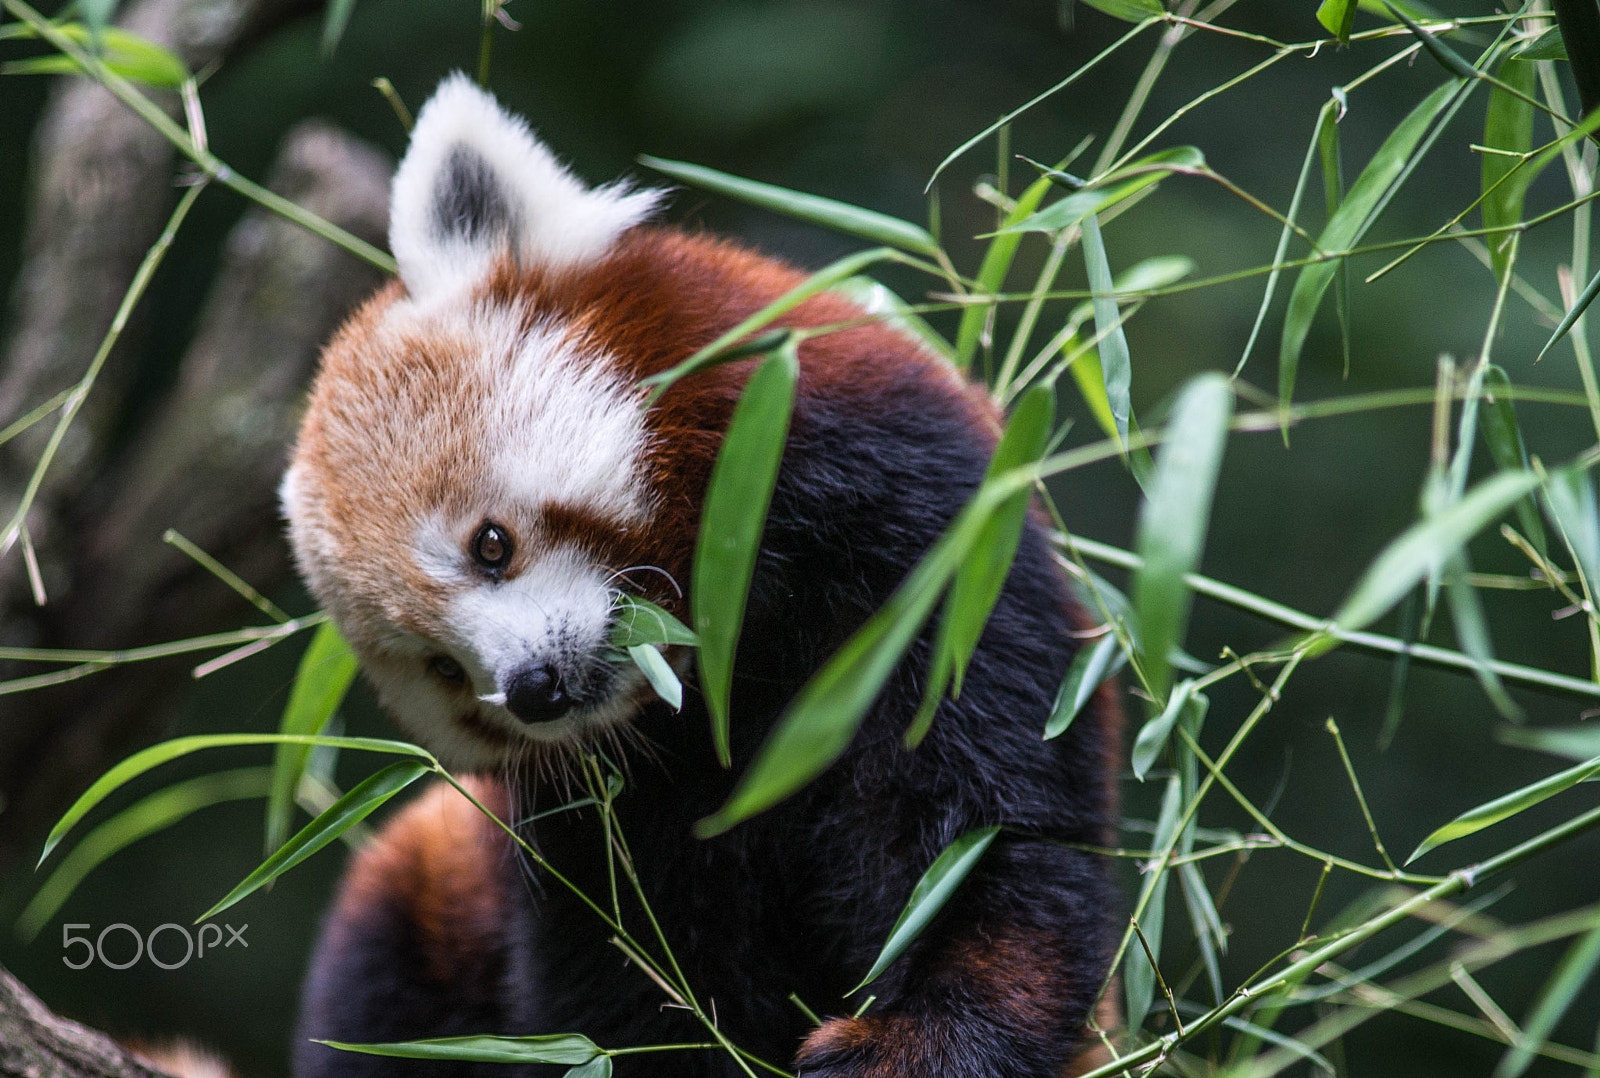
left=282, top=75, right=1120, bottom=1078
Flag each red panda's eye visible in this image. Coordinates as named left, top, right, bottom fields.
left=429, top=655, right=465, bottom=684
left=472, top=522, right=513, bottom=571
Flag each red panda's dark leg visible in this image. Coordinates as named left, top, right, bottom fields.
left=292, top=778, right=532, bottom=1078
left=791, top=840, right=1116, bottom=1078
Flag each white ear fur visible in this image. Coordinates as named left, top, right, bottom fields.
left=389, top=74, right=662, bottom=299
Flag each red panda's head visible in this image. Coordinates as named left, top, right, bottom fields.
left=281, top=76, right=674, bottom=769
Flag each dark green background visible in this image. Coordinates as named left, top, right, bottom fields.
left=2, top=2, right=1598, bottom=1075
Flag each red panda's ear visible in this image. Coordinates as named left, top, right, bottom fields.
left=388, top=74, right=663, bottom=300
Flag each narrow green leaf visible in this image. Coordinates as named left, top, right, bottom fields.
left=266, top=622, right=358, bottom=856
left=1482, top=57, right=1537, bottom=282
left=320, top=1035, right=600, bottom=1065
left=1130, top=680, right=1198, bottom=780
left=640, top=157, right=940, bottom=258
left=1133, top=374, right=1233, bottom=702
left=1553, top=0, right=1600, bottom=121
left=1280, top=79, right=1461, bottom=405
left=321, top=0, right=356, bottom=55
left=1126, top=775, right=1180, bottom=1031
left=1082, top=213, right=1131, bottom=446
left=1543, top=465, right=1600, bottom=599
left=830, top=276, right=954, bottom=362
left=0, top=23, right=186, bottom=86
left=957, top=173, right=1057, bottom=368
left=910, top=385, right=1055, bottom=746
left=1444, top=559, right=1519, bottom=719
left=565, top=1057, right=614, bottom=1078
left=1500, top=723, right=1600, bottom=761
left=1067, top=346, right=1118, bottom=444
left=1384, top=2, right=1479, bottom=80
left=851, top=826, right=1000, bottom=992
left=17, top=768, right=271, bottom=942
left=1513, top=25, right=1567, bottom=60
left=1537, top=263, right=1600, bottom=364
left=610, top=595, right=698, bottom=649
left=693, top=341, right=799, bottom=767
left=200, top=761, right=430, bottom=921
left=1408, top=751, right=1600, bottom=863
left=41, top=734, right=434, bottom=865
left=1044, top=631, right=1128, bottom=740
left=1318, top=91, right=1351, bottom=378
left=697, top=473, right=1035, bottom=836
left=628, top=645, right=683, bottom=711
left=1494, top=920, right=1600, bottom=1078
left=1081, top=0, right=1164, bottom=21
left=1317, top=0, right=1358, bottom=43
left=1329, top=470, right=1539, bottom=633
left=1001, top=147, right=1204, bottom=236
left=1480, top=367, right=1547, bottom=557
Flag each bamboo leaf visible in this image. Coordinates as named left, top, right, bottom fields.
left=1536, top=264, right=1600, bottom=363
left=640, top=156, right=940, bottom=257
left=1384, top=2, right=1479, bottom=81
left=1082, top=213, right=1132, bottom=446
left=321, top=0, right=356, bottom=55
left=320, top=1034, right=601, bottom=1066
left=1494, top=920, right=1600, bottom=1078
left=200, top=760, right=431, bottom=921
left=610, top=595, right=698, bottom=649
left=850, top=826, right=1000, bottom=992
left=1513, top=26, right=1567, bottom=60
left=693, top=341, right=800, bottom=768
left=1081, top=0, right=1164, bottom=22
left=0, top=23, right=186, bottom=86
left=1329, top=470, right=1539, bottom=633
left=1479, top=366, right=1546, bottom=557
left=1131, top=679, right=1199, bottom=780
left=1317, top=0, right=1357, bottom=43
left=266, top=622, right=358, bottom=856
left=628, top=645, right=683, bottom=711
left=696, top=472, right=1034, bottom=837
left=1133, top=374, right=1233, bottom=702
left=1481, top=56, right=1537, bottom=282
left=1552, top=0, right=1600, bottom=121
left=910, top=385, right=1054, bottom=746
left=1280, top=80, right=1460, bottom=405
left=1126, top=775, right=1180, bottom=1031
left=1444, top=559, right=1519, bottom=719
left=1543, top=465, right=1600, bottom=599
left=41, top=734, right=434, bottom=865
left=957, top=172, right=1057, bottom=368
left=17, top=768, right=271, bottom=942
left=1044, top=631, right=1128, bottom=740
left=565, top=1057, right=614, bottom=1078
left=1001, top=147, right=1203, bottom=236
left=1318, top=90, right=1351, bottom=378
left=1501, top=724, right=1600, bottom=761
left=1408, top=751, right=1600, bottom=863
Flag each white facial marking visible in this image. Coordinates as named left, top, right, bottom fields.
left=490, top=325, right=652, bottom=522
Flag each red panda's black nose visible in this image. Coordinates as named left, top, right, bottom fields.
left=503, top=664, right=571, bottom=724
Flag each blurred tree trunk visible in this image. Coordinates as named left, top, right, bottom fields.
left=0, top=0, right=393, bottom=871
left=0, top=963, right=176, bottom=1078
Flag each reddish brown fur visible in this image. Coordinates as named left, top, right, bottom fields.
left=473, top=227, right=1000, bottom=612
left=333, top=777, right=509, bottom=987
